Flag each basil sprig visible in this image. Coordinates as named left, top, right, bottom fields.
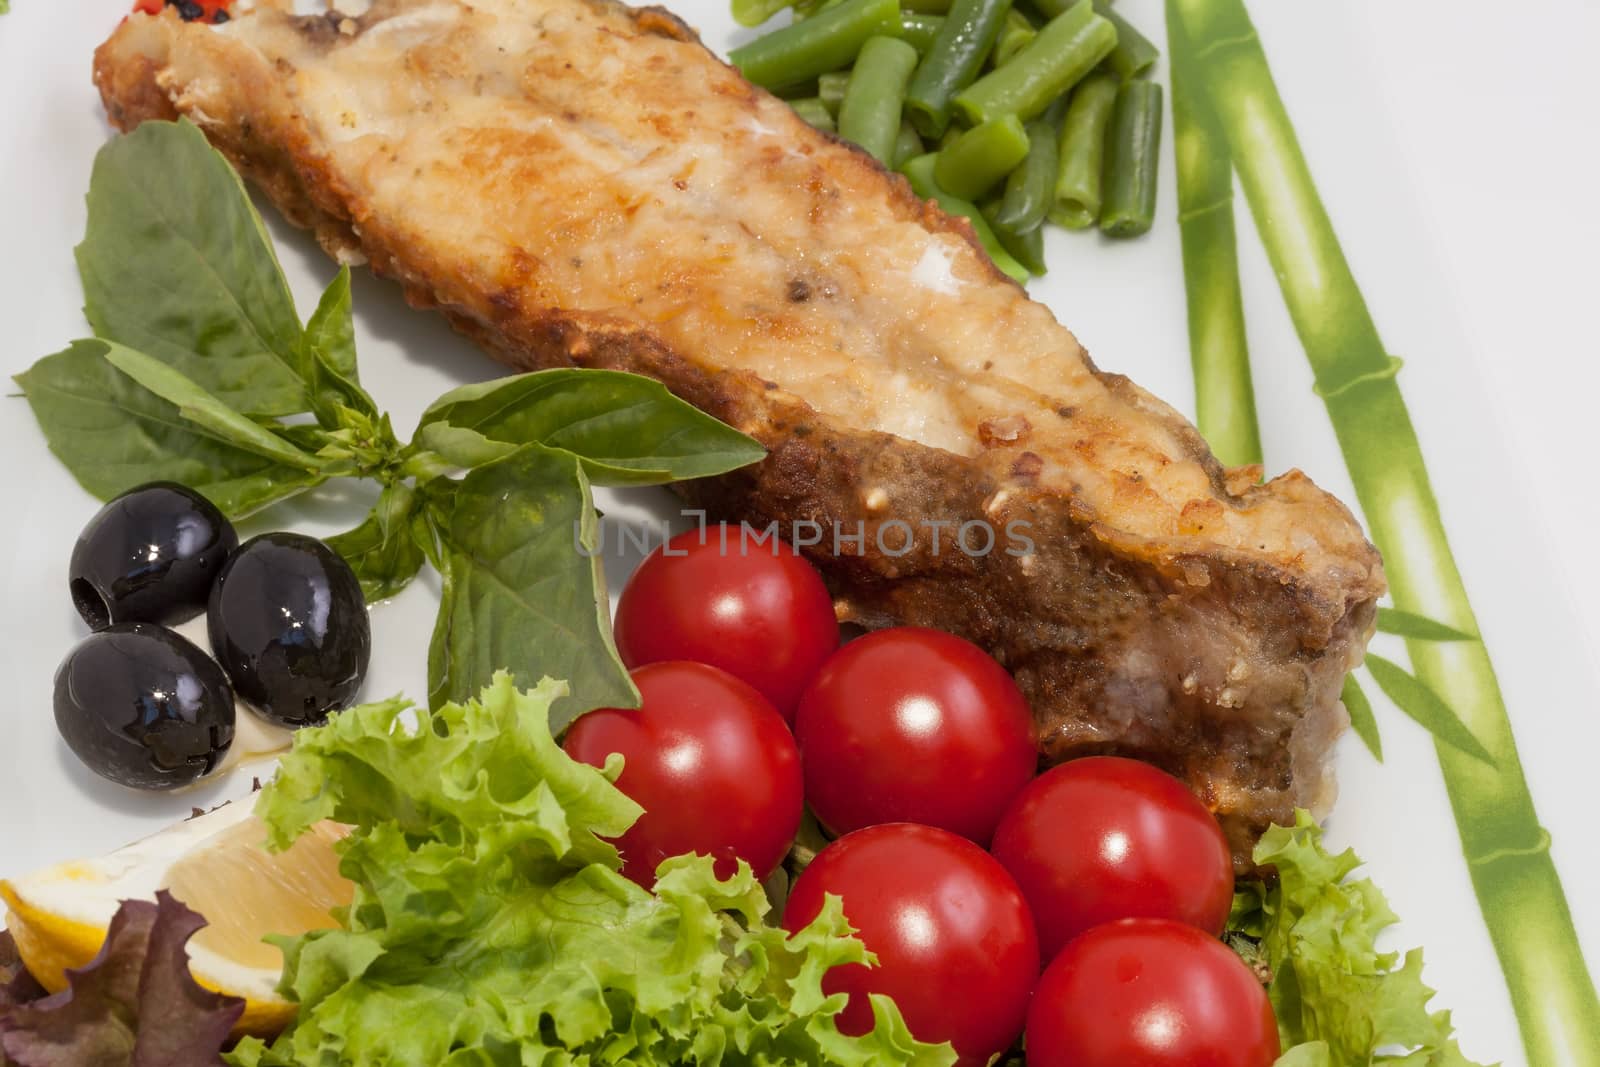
left=16, top=120, right=765, bottom=726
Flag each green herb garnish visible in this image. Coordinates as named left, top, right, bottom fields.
left=1228, top=813, right=1488, bottom=1066
left=228, top=673, right=955, bottom=1067
left=15, top=119, right=766, bottom=726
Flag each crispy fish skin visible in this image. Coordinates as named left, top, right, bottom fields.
left=93, top=0, right=1383, bottom=864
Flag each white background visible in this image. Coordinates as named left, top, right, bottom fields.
left=1, top=2, right=1597, bottom=1063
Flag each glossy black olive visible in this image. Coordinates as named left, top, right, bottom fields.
left=54, top=623, right=236, bottom=790
left=208, top=532, right=370, bottom=727
left=69, top=482, right=239, bottom=631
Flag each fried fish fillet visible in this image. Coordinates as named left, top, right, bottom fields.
left=94, top=0, right=1384, bottom=863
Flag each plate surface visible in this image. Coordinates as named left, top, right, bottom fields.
left=1, top=3, right=1597, bottom=1064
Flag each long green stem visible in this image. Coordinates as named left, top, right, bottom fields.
left=1166, top=5, right=1259, bottom=467
left=1168, top=1, right=1600, bottom=1062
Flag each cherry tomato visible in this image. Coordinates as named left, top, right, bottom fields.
left=1026, top=919, right=1279, bottom=1067
left=782, top=823, right=1039, bottom=1066
left=989, top=756, right=1234, bottom=962
left=793, top=627, right=1035, bottom=844
left=614, top=525, right=839, bottom=721
left=563, top=661, right=803, bottom=887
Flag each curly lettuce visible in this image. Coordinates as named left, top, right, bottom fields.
left=230, top=673, right=954, bottom=1067
left=1229, top=812, right=1491, bottom=1067
left=0, top=894, right=243, bottom=1067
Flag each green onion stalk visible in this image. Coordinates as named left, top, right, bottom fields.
left=1166, top=0, right=1600, bottom=1061
left=1166, top=12, right=1258, bottom=467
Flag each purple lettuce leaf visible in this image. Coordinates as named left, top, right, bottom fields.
left=0, top=891, right=243, bottom=1067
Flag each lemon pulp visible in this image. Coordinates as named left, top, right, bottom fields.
left=161, top=818, right=352, bottom=970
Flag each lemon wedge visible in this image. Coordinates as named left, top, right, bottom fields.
left=0, top=799, right=351, bottom=1036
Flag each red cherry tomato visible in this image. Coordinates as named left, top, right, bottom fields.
left=793, top=627, right=1036, bottom=845
left=563, top=661, right=803, bottom=887
left=1026, top=919, right=1279, bottom=1067
left=782, top=823, right=1039, bottom=1066
left=989, top=756, right=1234, bottom=962
left=614, top=525, right=839, bottom=721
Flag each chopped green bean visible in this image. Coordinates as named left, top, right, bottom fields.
left=903, top=0, right=1013, bottom=138
left=777, top=78, right=822, bottom=98
left=818, top=70, right=851, bottom=114
left=991, top=8, right=1037, bottom=67
left=789, top=97, right=838, bottom=132
left=730, top=0, right=902, bottom=91
left=935, top=113, right=1030, bottom=200
left=1050, top=69, right=1117, bottom=227
left=1099, top=78, right=1162, bottom=236
left=902, top=0, right=953, bottom=11
left=793, top=0, right=844, bottom=18
left=953, top=0, right=1115, bottom=124
left=839, top=35, right=921, bottom=162
left=897, top=12, right=946, bottom=50
left=733, top=0, right=797, bottom=29
left=1094, top=1, right=1159, bottom=80
left=1038, top=0, right=1167, bottom=81
left=991, top=115, right=1059, bottom=234
left=892, top=118, right=927, bottom=167
left=900, top=153, right=1030, bottom=283
left=985, top=201, right=1048, bottom=275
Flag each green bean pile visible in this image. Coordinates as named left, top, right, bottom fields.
left=729, top=0, right=1165, bottom=282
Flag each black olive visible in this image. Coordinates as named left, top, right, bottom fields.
left=69, top=482, right=238, bottom=632
left=208, top=532, right=370, bottom=727
left=54, top=623, right=236, bottom=791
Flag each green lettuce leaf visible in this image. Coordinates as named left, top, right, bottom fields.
left=234, top=674, right=954, bottom=1067
left=1230, top=813, right=1491, bottom=1067
left=0, top=893, right=243, bottom=1067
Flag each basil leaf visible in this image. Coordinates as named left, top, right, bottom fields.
left=302, top=267, right=379, bottom=426
left=425, top=444, right=638, bottom=724
left=327, top=484, right=427, bottom=603
left=410, top=422, right=518, bottom=471
left=303, top=267, right=360, bottom=383
left=14, top=341, right=322, bottom=518
left=99, top=344, right=327, bottom=472
left=418, top=369, right=765, bottom=486
left=75, top=120, right=307, bottom=417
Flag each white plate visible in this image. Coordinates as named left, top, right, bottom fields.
left=1, top=3, right=1597, bottom=1065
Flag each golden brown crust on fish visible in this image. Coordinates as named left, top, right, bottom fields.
left=94, top=0, right=1383, bottom=865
